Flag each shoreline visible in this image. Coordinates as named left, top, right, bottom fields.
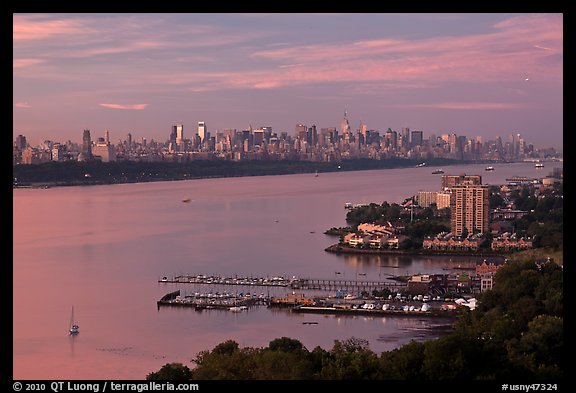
left=324, top=243, right=505, bottom=259
left=12, top=157, right=494, bottom=189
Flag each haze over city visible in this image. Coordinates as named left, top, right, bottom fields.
left=13, top=13, right=563, bottom=150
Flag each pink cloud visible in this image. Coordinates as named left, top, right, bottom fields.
left=14, top=102, right=31, bottom=108
left=13, top=58, right=45, bottom=69
left=242, top=13, right=562, bottom=90
left=99, top=103, right=148, bottom=110
left=13, top=15, right=82, bottom=41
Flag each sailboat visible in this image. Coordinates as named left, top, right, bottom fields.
left=69, top=306, right=79, bottom=335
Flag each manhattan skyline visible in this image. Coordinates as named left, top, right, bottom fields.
left=13, top=13, right=563, bottom=150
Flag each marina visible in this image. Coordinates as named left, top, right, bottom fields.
left=157, top=288, right=462, bottom=318
left=157, top=289, right=268, bottom=310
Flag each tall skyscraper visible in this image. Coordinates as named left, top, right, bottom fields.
left=411, top=130, right=423, bottom=148
left=340, top=110, right=350, bottom=140
left=15, top=134, right=27, bottom=150
left=198, top=121, right=207, bottom=142
left=175, top=124, right=184, bottom=146
left=81, top=129, right=92, bottom=160
left=450, top=185, right=490, bottom=236
left=401, top=127, right=410, bottom=148
left=295, top=123, right=307, bottom=141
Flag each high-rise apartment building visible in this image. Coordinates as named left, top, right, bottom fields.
left=441, top=174, right=482, bottom=189
left=450, top=184, right=489, bottom=236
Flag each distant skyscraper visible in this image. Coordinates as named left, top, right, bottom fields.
left=308, top=125, right=317, bottom=146
left=295, top=124, right=307, bottom=140
left=92, top=130, right=116, bottom=162
left=450, top=185, right=489, bottom=236
left=175, top=124, right=184, bottom=146
left=253, top=128, right=264, bottom=147
left=411, top=130, right=423, bottom=148
left=340, top=110, right=350, bottom=139
left=81, top=129, right=92, bottom=160
left=198, top=121, right=207, bottom=142
left=401, top=127, right=410, bottom=148
left=15, top=134, right=27, bottom=150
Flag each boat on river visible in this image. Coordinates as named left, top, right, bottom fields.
left=69, top=306, right=79, bottom=335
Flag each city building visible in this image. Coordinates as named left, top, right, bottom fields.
left=92, top=130, right=116, bottom=162
left=173, top=124, right=184, bottom=151
left=450, top=184, right=489, bottom=236
left=198, top=121, right=207, bottom=142
left=416, top=190, right=451, bottom=209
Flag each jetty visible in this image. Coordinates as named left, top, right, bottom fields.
left=159, top=273, right=406, bottom=292
left=159, top=274, right=291, bottom=287
left=289, top=277, right=405, bottom=291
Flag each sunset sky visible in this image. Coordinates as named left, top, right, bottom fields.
left=13, top=13, right=563, bottom=150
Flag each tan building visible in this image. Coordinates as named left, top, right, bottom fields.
left=436, top=191, right=451, bottom=209
left=450, top=184, right=489, bottom=236
left=417, top=190, right=451, bottom=209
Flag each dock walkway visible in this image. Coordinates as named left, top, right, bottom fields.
left=159, top=274, right=406, bottom=292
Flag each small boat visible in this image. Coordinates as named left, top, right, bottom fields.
left=535, top=163, right=544, bottom=168
left=314, top=170, right=319, bottom=177
left=431, top=169, right=444, bottom=174
left=485, top=166, right=495, bottom=171
left=69, top=306, right=79, bottom=335
left=344, top=202, right=353, bottom=209
left=182, top=198, right=191, bottom=203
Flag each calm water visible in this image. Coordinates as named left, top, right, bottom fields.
left=13, top=161, right=558, bottom=379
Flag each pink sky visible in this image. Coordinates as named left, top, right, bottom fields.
left=13, top=13, right=563, bottom=149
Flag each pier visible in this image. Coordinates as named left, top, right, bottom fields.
left=290, top=277, right=405, bottom=291
left=159, top=273, right=406, bottom=292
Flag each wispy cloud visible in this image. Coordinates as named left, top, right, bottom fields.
left=13, top=14, right=83, bottom=41
left=14, top=101, right=31, bottom=108
left=13, top=58, right=45, bottom=69
left=397, top=102, right=528, bottom=110
left=99, top=103, right=148, bottom=110
left=238, top=13, right=562, bottom=90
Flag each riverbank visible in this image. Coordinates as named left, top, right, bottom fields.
left=324, top=243, right=505, bottom=258
left=12, top=157, right=476, bottom=188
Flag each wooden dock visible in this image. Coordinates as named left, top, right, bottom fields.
left=290, top=278, right=405, bottom=291
left=158, top=273, right=406, bottom=292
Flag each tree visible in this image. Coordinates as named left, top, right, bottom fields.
left=268, top=337, right=305, bottom=353
left=146, top=363, right=192, bottom=381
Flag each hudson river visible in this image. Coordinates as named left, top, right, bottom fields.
left=13, top=161, right=559, bottom=379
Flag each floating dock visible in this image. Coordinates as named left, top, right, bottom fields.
left=157, top=289, right=269, bottom=310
